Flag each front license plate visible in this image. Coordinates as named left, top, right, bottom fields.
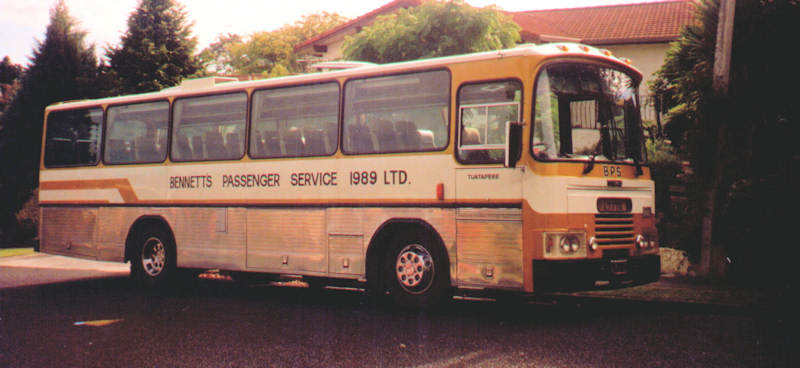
left=610, top=258, right=628, bottom=275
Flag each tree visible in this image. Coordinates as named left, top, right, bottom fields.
left=197, top=33, right=243, bottom=75
left=0, top=0, right=100, bottom=243
left=652, top=0, right=800, bottom=279
left=197, top=12, right=347, bottom=77
left=106, top=0, right=199, bottom=94
left=343, top=0, right=520, bottom=63
left=0, top=57, right=24, bottom=115
left=226, top=30, right=295, bottom=78
left=0, top=57, right=23, bottom=85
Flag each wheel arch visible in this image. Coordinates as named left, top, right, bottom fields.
left=364, top=218, right=451, bottom=291
left=124, top=215, right=176, bottom=264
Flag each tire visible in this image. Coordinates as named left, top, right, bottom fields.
left=130, top=226, right=176, bottom=288
left=383, top=231, right=450, bottom=308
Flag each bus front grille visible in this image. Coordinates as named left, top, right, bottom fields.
left=594, top=214, right=634, bottom=246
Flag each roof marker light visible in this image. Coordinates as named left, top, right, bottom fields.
left=557, top=45, right=569, bottom=52
left=579, top=45, right=590, bottom=52
left=601, top=49, right=613, bottom=57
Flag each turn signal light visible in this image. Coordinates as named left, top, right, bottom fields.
left=589, top=236, right=599, bottom=251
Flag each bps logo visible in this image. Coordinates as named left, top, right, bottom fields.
left=602, top=165, right=622, bottom=177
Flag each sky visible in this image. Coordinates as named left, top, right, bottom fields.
left=0, top=0, right=664, bottom=66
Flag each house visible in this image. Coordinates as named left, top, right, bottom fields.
left=294, top=0, right=423, bottom=67
left=294, top=0, right=693, bottom=115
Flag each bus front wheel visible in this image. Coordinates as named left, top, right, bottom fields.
left=383, top=233, right=449, bottom=308
left=130, top=226, right=176, bottom=287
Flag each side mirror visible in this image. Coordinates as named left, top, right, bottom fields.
left=504, top=121, right=523, bottom=168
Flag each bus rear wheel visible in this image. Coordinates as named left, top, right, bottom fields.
left=130, top=226, right=176, bottom=287
left=383, top=233, right=449, bottom=308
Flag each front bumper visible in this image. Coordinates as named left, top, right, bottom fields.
left=533, top=254, right=660, bottom=292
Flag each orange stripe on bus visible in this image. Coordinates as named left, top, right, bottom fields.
left=39, top=200, right=112, bottom=205
left=38, top=197, right=521, bottom=207
left=40, top=179, right=139, bottom=203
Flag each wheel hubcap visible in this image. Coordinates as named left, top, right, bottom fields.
left=141, top=237, right=166, bottom=277
left=395, top=244, right=434, bottom=293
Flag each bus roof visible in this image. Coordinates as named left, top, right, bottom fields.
left=45, top=42, right=641, bottom=112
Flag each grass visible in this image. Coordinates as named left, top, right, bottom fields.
left=0, top=247, right=34, bottom=258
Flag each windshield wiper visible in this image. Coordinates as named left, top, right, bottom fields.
left=633, top=157, right=643, bottom=177
left=583, top=142, right=605, bottom=175
left=582, top=154, right=596, bottom=175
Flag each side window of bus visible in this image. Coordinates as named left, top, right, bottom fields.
left=172, top=92, right=247, bottom=161
left=44, top=108, right=103, bottom=167
left=250, top=82, right=339, bottom=158
left=457, top=80, right=522, bottom=164
left=104, top=101, right=169, bottom=164
left=343, top=70, right=449, bottom=154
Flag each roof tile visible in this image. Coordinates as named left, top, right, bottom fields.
left=512, top=1, right=694, bottom=45
left=295, top=0, right=694, bottom=53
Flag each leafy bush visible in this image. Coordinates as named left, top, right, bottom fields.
left=343, top=0, right=519, bottom=63
left=646, top=138, right=681, bottom=175
left=14, top=189, right=39, bottom=244
left=647, top=139, right=701, bottom=259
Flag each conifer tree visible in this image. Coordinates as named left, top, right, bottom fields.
left=107, top=0, right=199, bottom=94
left=0, top=0, right=99, bottom=242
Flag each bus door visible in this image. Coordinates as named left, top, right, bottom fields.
left=453, top=81, right=525, bottom=290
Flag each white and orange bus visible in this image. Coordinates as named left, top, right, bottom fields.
left=39, top=43, right=659, bottom=307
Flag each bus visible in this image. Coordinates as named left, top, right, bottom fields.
left=38, top=43, right=660, bottom=307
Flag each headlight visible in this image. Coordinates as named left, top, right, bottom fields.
left=636, top=233, right=658, bottom=249
left=544, top=232, right=587, bottom=257
left=560, top=235, right=580, bottom=253
left=636, top=234, right=647, bottom=249
left=645, top=230, right=658, bottom=249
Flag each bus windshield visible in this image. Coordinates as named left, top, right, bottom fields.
left=532, top=63, right=645, bottom=163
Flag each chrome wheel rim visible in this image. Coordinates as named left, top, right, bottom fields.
left=395, top=244, right=434, bottom=294
left=141, top=237, right=166, bottom=277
